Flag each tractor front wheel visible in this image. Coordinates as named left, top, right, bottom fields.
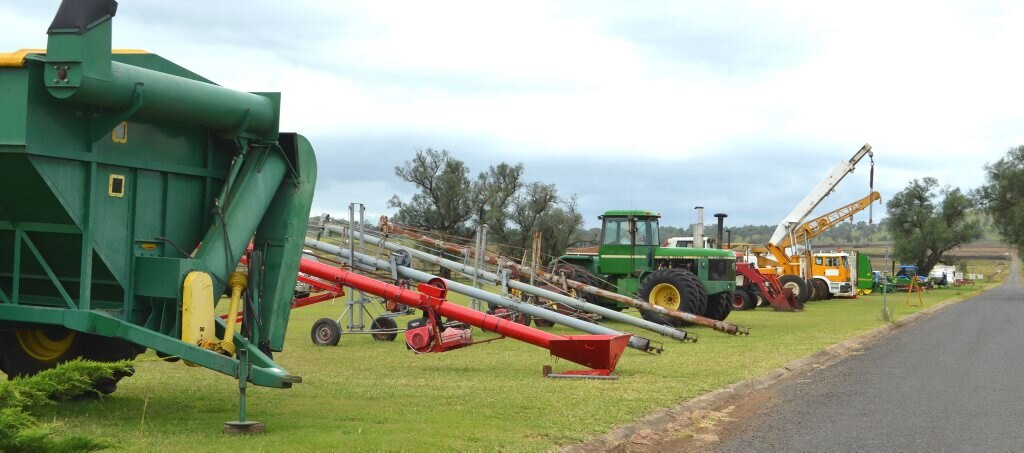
left=637, top=269, right=706, bottom=327
left=730, top=290, right=756, bottom=311
left=779, top=275, right=810, bottom=304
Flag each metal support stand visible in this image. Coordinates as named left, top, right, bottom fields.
left=469, top=225, right=487, bottom=311
left=882, top=247, right=893, bottom=322
left=225, top=347, right=265, bottom=434
left=343, top=203, right=371, bottom=331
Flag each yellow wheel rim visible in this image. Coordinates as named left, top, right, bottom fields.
left=15, top=328, right=76, bottom=362
left=649, top=283, right=681, bottom=310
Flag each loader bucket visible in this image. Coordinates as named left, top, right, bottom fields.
left=769, top=287, right=804, bottom=312
left=548, top=334, right=631, bottom=372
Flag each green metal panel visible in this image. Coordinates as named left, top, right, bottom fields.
left=0, top=70, right=28, bottom=145
left=857, top=253, right=873, bottom=291
left=0, top=0, right=316, bottom=388
left=254, top=134, right=317, bottom=351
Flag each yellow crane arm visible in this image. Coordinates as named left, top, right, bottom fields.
left=777, top=191, right=882, bottom=250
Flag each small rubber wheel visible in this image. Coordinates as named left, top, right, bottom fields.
left=311, top=318, right=341, bottom=346
left=370, top=317, right=399, bottom=342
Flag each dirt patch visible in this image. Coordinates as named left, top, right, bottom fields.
left=601, top=376, right=790, bottom=452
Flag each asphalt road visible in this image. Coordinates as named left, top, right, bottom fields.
left=716, top=257, right=1024, bottom=451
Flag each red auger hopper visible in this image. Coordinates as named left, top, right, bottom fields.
left=298, top=258, right=631, bottom=375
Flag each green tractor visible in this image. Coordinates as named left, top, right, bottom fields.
left=556, top=210, right=735, bottom=325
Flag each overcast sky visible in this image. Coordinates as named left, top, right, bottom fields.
left=4, top=1, right=1022, bottom=229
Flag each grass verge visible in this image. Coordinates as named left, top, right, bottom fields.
left=15, top=266, right=1004, bottom=451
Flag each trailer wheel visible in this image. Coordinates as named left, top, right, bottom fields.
left=311, top=318, right=341, bottom=346
left=637, top=268, right=705, bottom=327
left=703, top=293, right=732, bottom=321
left=779, top=275, right=810, bottom=303
left=0, top=328, right=139, bottom=394
left=730, top=290, right=756, bottom=310
left=0, top=328, right=81, bottom=378
left=370, top=317, right=399, bottom=342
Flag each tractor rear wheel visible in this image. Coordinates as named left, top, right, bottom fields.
left=779, top=275, right=810, bottom=303
left=637, top=269, right=705, bottom=327
left=703, top=293, right=732, bottom=321
left=730, top=290, right=756, bottom=311
left=0, top=328, right=140, bottom=394
left=311, top=318, right=341, bottom=346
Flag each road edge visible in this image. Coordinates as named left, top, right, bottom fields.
left=562, top=287, right=989, bottom=452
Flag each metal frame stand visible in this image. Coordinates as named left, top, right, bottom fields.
left=224, top=347, right=265, bottom=434
left=332, top=203, right=410, bottom=339
left=469, top=225, right=487, bottom=311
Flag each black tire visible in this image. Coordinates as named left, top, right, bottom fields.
left=752, top=288, right=768, bottom=307
left=779, top=275, right=810, bottom=304
left=311, top=318, right=341, bottom=346
left=704, top=293, right=732, bottom=321
left=0, top=328, right=139, bottom=394
left=533, top=317, right=555, bottom=328
left=730, top=290, right=756, bottom=311
left=370, top=317, right=399, bottom=342
left=811, top=279, right=830, bottom=301
left=637, top=268, right=705, bottom=327
left=807, top=278, right=820, bottom=301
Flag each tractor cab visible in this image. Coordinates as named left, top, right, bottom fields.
left=597, top=210, right=660, bottom=276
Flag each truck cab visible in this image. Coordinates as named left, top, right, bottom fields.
left=809, top=252, right=854, bottom=297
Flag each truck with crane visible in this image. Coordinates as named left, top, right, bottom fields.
left=767, top=191, right=882, bottom=300
left=756, top=144, right=876, bottom=303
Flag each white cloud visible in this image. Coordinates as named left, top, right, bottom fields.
left=2, top=0, right=1019, bottom=226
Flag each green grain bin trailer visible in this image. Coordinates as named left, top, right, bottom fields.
left=0, top=0, right=316, bottom=422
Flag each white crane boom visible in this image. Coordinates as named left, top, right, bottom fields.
left=768, top=143, right=873, bottom=246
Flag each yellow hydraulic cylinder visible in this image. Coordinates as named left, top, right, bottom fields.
left=221, top=272, right=249, bottom=356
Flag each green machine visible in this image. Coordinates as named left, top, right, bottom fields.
left=557, top=210, right=736, bottom=326
left=856, top=252, right=874, bottom=295
left=0, top=0, right=316, bottom=426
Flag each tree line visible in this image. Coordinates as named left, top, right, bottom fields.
left=388, top=146, right=1024, bottom=276
left=387, top=148, right=583, bottom=260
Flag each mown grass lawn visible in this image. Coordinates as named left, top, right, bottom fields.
left=25, top=266, right=1004, bottom=451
